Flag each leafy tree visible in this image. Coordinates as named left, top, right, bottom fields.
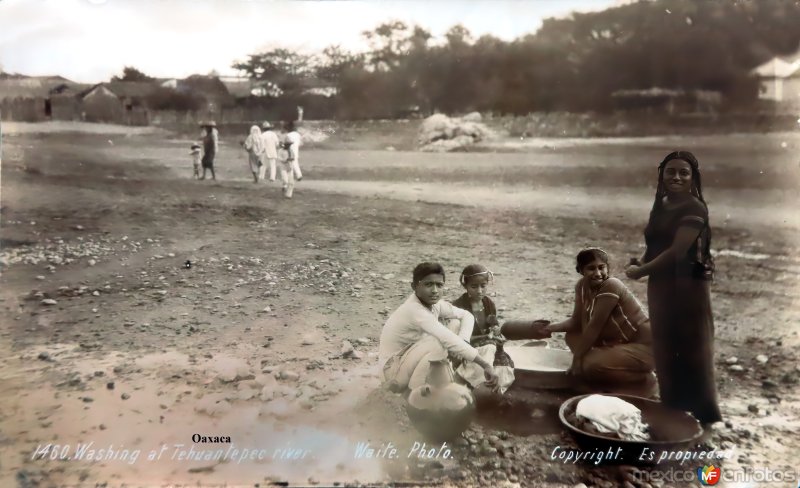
left=112, top=67, right=154, bottom=82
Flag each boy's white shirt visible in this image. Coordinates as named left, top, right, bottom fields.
left=379, top=294, right=477, bottom=367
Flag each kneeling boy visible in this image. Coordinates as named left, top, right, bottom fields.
left=379, top=262, right=499, bottom=392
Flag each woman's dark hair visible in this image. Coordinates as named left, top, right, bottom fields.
left=459, top=264, right=493, bottom=286
left=646, top=151, right=713, bottom=263
left=412, top=262, right=445, bottom=286
left=575, top=248, right=609, bottom=274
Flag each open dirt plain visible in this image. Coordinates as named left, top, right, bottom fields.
left=1, top=121, right=799, bottom=487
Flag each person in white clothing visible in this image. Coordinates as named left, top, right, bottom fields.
left=277, top=132, right=295, bottom=198
left=260, top=121, right=280, bottom=182
left=284, top=121, right=303, bottom=181
left=242, top=125, right=264, bottom=183
left=380, top=262, right=499, bottom=392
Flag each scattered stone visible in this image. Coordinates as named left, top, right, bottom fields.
left=37, top=352, right=53, bottom=362
left=195, top=394, right=232, bottom=417
left=762, top=380, right=778, bottom=389
left=73, top=225, right=85, bottom=231
left=755, top=355, right=769, bottom=364
left=121, top=393, right=131, bottom=400
left=35, top=275, right=46, bottom=281
left=92, top=291, right=100, bottom=296
left=41, top=299, right=57, bottom=306
left=277, top=370, right=300, bottom=382
left=106, top=382, right=115, bottom=390
left=356, top=337, right=370, bottom=345
left=88, top=259, right=97, bottom=267
left=747, top=404, right=758, bottom=414
left=340, top=340, right=354, bottom=357
left=729, top=365, right=745, bottom=373
left=82, top=397, right=94, bottom=403
left=725, top=357, right=738, bottom=365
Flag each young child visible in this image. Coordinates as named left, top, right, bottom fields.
left=452, top=264, right=497, bottom=340
left=190, top=143, right=201, bottom=179
left=452, top=264, right=513, bottom=368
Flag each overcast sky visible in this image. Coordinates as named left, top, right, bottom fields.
left=0, top=0, right=621, bottom=83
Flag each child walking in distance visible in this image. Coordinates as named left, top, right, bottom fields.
left=379, top=262, right=499, bottom=393
left=190, top=144, right=201, bottom=179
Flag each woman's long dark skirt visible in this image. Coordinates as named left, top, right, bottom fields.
left=648, top=275, right=722, bottom=423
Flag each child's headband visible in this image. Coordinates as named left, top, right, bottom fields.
left=459, top=269, right=494, bottom=285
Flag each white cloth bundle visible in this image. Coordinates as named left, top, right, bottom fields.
left=455, top=344, right=515, bottom=394
left=575, top=394, right=650, bottom=441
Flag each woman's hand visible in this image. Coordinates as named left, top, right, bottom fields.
left=625, top=265, right=645, bottom=280
left=567, top=355, right=583, bottom=376
left=531, top=320, right=552, bottom=339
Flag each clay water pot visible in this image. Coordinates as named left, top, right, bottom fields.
left=405, top=352, right=476, bottom=442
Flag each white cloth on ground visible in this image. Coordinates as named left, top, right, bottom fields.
left=575, top=394, right=650, bottom=441
left=455, top=344, right=515, bottom=394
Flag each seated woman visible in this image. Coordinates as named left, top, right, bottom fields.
left=545, top=248, right=655, bottom=388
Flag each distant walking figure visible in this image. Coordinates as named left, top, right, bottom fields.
left=243, top=125, right=264, bottom=183
left=260, top=121, right=280, bottom=182
left=199, top=121, right=218, bottom=181
left=277, top=129, right=295, bottom=198
left=625, top=150, right=721, bottom=426
left=190, top=143, right=201, bottom=179
left=284, top=121, right=303, bottom=181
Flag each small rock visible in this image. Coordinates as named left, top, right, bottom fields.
left=729, top=365, right=745, bottom=372
left=36, top=275, right=46, bottom=281
left=82, top=397, right=94, bottom=403
left=755, top=354, right=768, bottom=364
left=747, top=404, right=758, bottom=414
left=277, top=370, right=300, bottom=382
left=106, top=382, right=115, bottom=390
left=341, top=340, right=354, bottom=356
left=73, top=225, right=85, bottom=231
left=88, top=259, right=97, bottom=267
left=121, top=393, right=131, bottom=400
left=762, top=380, right=778, bottom=389
left=356, top=337, right=370, bottom=345
left=41, top=299, right=57, bottom=306
left=37, top=352, right=52, bottom=361
left=261, top=306, right=272, bottom=313
left=92, top=291, right=100, bottom=296
left=725, top=357, right=738, bottom=364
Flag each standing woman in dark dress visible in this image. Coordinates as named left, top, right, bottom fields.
left=199, top=121, right=218, bottom=181
left=625, top=151, right=722, bottom=427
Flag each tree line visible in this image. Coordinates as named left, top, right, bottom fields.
left=232, top=0, right=800, bottom=118
left=112, top=0, right=800, bottom=119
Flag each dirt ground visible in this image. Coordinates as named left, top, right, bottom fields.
left=1, top=121, right=799, bottom=487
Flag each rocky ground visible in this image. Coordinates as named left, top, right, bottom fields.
left=1, top=123, right=799, bottom=487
